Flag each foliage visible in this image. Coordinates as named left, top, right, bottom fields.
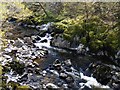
left=0, top=2, right=119, bottom=57
left=54, top=15, right=119, bottom=57
left=0, top=2, right=32, bottom=22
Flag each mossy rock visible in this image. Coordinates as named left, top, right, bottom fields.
left=16, top=85, right=31, bottom=90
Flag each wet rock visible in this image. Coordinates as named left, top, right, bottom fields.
left=62, top=84, right=68, bottom=89
left=40, top=39, right=47, bottom=43
left=27, top=68, right=34, bottom=73
left=79, top=79, right=87, bottom=83
left=81, top=85, right=92, bottom=90
left=46, top=83, right=59, bottom=89
left=32, top=40, right=37, bottom=43
left=53, top=59, right=62, bottom=71
left=35, top=68, right=41, bottom=74
left=49, top=70, right=59, bottom=76
left=3, top=55, right=11, bottom=59
left=65, top=75, right=74, bottom=83
left=53, top=59, right=61, bottom=67
left=8, top=40, right=14, bottom=44
left=8, top=17, right=17, bottom=22
left=16, top=85, right=31, bottom=90
left=24, top=37, right=32, bottom=44
left=59, top=73, right=68, bottom=79
left=51, top=35, right=70, bottom=48
left=35, top=36, right=41, bottom=41
left=39, top=32, right=46, bottom=37
left=42, top=70, right=47, bottom=76
left=18, top=73, right=28, bottom=82
left=64, top=59, right=72, bottom=67
left=65, top=67, right=72, bottom=72
left=26, top=62, right=35, bottom=68
left=33, top=61, right=39, bottom=67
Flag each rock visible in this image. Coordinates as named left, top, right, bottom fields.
left=81, top=85, right=92, bottom=90
left=51, top=35, right=70, bottom=48
left=65, top=75, right=74, bottom=83
left=79, top=79, right=87, bottom=83
left=5, top=32, right=13, bottom=37
left=64, top=59, right=72, bottom=67
left=46, top=83, right=59, bottom=89
left=8, top=17, right=17, bottom=22
left=62, top=84, right=68, bottom=89
left=53, top=59, right=62, bottom=71
left=4, top=48, right=12, bottom=53
left=32, top=40, right=36, bottom=43
left=18, top=73, right=28, bottom=82
left=35, top=36, right=41, bottom=41
left=40, top=39, right=47, bottom=43
left=39, top=32, right=46, bottom=37
left=53, top=59, right=61, bottom=67
left=89, top=62, right=120, bottom=89
left=8, top=40, right=14, bottom=44
left=59, top=73, right=68, bottom=79
left=27, top=68, right=33, bottom=73
left=24, top=37, right=32, bottom=44
left=16, top=85, right=31, bottom=90
left=49, top=70, right=59, bottom=76
left=42, top=70, right=47, bottom=76
left=65, top=67, right=72, bottom=72
left=3, top=55, right=11, bottom=59
left=35, top=68, right=41, bottom=74
left=33, top=61, right=39, bottom=67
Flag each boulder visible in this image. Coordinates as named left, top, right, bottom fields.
left=51, top=35, right=70, bottom=48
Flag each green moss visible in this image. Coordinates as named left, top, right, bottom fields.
left=17, top=85, right=31, bottom=90
left=54, top=15, right=119, bottom=57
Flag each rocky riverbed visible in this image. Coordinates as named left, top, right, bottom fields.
left=0, top=22, right=120, bottom=90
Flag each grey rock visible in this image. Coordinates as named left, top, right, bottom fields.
left=65, top=75, right=74, bottom=83
left=53, top=59, right=62, bottom=70
left=46, top=83, right=59, bottom=89
left=24, top=37, right=32, bottom=44
left=64, top=59, right=72, bottom=67
left=59, top=73, right=68, bottom=79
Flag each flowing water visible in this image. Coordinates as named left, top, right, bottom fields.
left=1, top=22, right=119, bottom=89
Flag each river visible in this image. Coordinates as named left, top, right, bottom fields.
left=1, top=22, right=120, bottom=89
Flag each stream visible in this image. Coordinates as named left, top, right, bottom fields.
left=1, top=22, right=120, bottom=90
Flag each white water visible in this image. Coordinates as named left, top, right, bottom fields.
left=79, top=72, right=110, bottom=89
left=34, top=33, right=52, bottom=49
